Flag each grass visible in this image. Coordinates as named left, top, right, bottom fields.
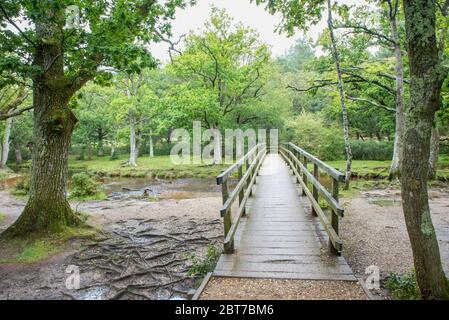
left=69, top=192, right=107, bottom=202
left=0, top=225, right=99, bottom=264
left=326, top=155, right=449, bottom=180
left=71, top=154, right=229, bottom=179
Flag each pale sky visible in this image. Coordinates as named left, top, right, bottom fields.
left=151, top=0, right=362, bottom=63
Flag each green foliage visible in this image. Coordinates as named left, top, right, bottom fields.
left=188, top=244, right=222, bottom=277
left=69, top=173, right=103, bottom=199
left=12, top=176, right=30, bottom=196
left=386, top=271, right=421, bottom=300
left=351, top=140, right=393, bottom=161
left=284, top=113, right=344, bottom=160
left=0, top=226, right=97, bottom=263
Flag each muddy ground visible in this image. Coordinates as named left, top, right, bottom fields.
left=0, top=179, right=223, bottom=300
left=1, top=178, right=449, bottom=300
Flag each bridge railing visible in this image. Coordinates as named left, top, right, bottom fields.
left=217, top=143, right=267, bottom=253
left=279, top=142, right=345, bottom=255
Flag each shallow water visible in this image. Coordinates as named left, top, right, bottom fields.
left=102, top=177, right=227, bottom=200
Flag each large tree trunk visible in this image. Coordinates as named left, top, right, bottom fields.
left=0, top=117, right=12, bottom=168
left=5, top=87, right=80, bottom=236
left=327, top=0, right=352, bottom=189
left=401, top=0, right=449, bottom=299
left=429, top=125, right=440, bottom=180
left=129, top=114, right=138, bottom=167
left=389, top=0, right=405, bottom=180
left=3, top=14, right=81, bottom=237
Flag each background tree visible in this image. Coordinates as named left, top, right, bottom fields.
left=0, top=0, right=193, bottom=236
left=169, top=7, right=271, bottom=163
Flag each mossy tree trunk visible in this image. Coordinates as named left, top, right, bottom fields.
left=4, top=12, right=82, bottom=237
left=401, top=0, right=449, bottom=299
left=428, top=125, right=440, bottom=180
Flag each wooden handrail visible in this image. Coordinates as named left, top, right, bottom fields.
left=280, top=143, right=344, bottom=255
left=216, top=143, right=264, bottom=185
left=284, top=142, right=345, bottom=182
left=217, top=143, right=267, bottom=253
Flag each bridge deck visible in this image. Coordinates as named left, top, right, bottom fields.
left=214, top=154, right=356, bottom=281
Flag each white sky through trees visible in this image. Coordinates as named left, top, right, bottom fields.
left=151, top=0, right=363, bottom=63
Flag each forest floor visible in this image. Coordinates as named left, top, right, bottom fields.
left=1, top=177, right=449, bottom=300
left=0, top=181, right=224, bottom=300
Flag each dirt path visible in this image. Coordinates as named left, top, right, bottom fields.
left=200, top=278, right=367, bottom=300
left=341, top=187, right=449, bottom=299
left=0, top=190, right=223, bottom=300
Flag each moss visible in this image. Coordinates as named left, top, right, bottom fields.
left=0, top=213, right=6, bottom=223
left=0, top=225, right=98, bottom=264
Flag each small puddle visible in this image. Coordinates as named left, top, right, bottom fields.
left=80, top=287, right=108, bottom=300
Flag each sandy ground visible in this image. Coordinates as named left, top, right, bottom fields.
left=340, top=186, right=449, bottom=299
left=200, top=278, right=367, bottom=300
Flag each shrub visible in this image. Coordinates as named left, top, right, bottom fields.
left=70, top=173, right=101, bottom=199
left=351, top=140, right=393, bottom=161
left=13, top=175, right=30, bottom=196
left=284, top=113, right=344, bottom=161
left=188, top=244, right=221, bottom=277
left=386, top=271, right=420, bottom=300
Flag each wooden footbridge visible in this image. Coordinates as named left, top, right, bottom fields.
left=213, top=143, right=356, bottom=281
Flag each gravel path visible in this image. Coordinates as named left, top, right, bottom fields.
left=200, top=277, right=367, bottom=300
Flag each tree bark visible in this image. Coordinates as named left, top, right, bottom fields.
left=327, top=0, right=352, bottom=189
left=0, top=116, right=12, bottom=168
left=3, top=12, right=81, bottom=237
left=149, top=129, right=154, bottom=158
left=97, top=128, right=104, bottom=157
left=401, top=0, right=449, bottom=299
left=389, top=0, right=405, bottom=180
left=129, top=113, right=138, bottom=167
left=87, top=142, right=93, bottom=161
left=5, top=87, right=80, bottom=236
left=14, top=143, right=23, bottom=164
left=429, top=125, right=440, bottom=180
left=213, top=127, right=222, bottom=165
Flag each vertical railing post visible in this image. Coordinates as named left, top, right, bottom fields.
left=329, top=177, right=340, bottom=256
left=245, top=156, right=252, bottom=196
left=302, top=156, right=308, bottom=196
left=222, top=180, right=234, bottom=253
left=238, top=164, right=246, bottom=216
left=312, top=163, right=319, bottom=216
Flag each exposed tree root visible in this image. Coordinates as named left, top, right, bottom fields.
left=70, top=217, right=223, bottom=300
